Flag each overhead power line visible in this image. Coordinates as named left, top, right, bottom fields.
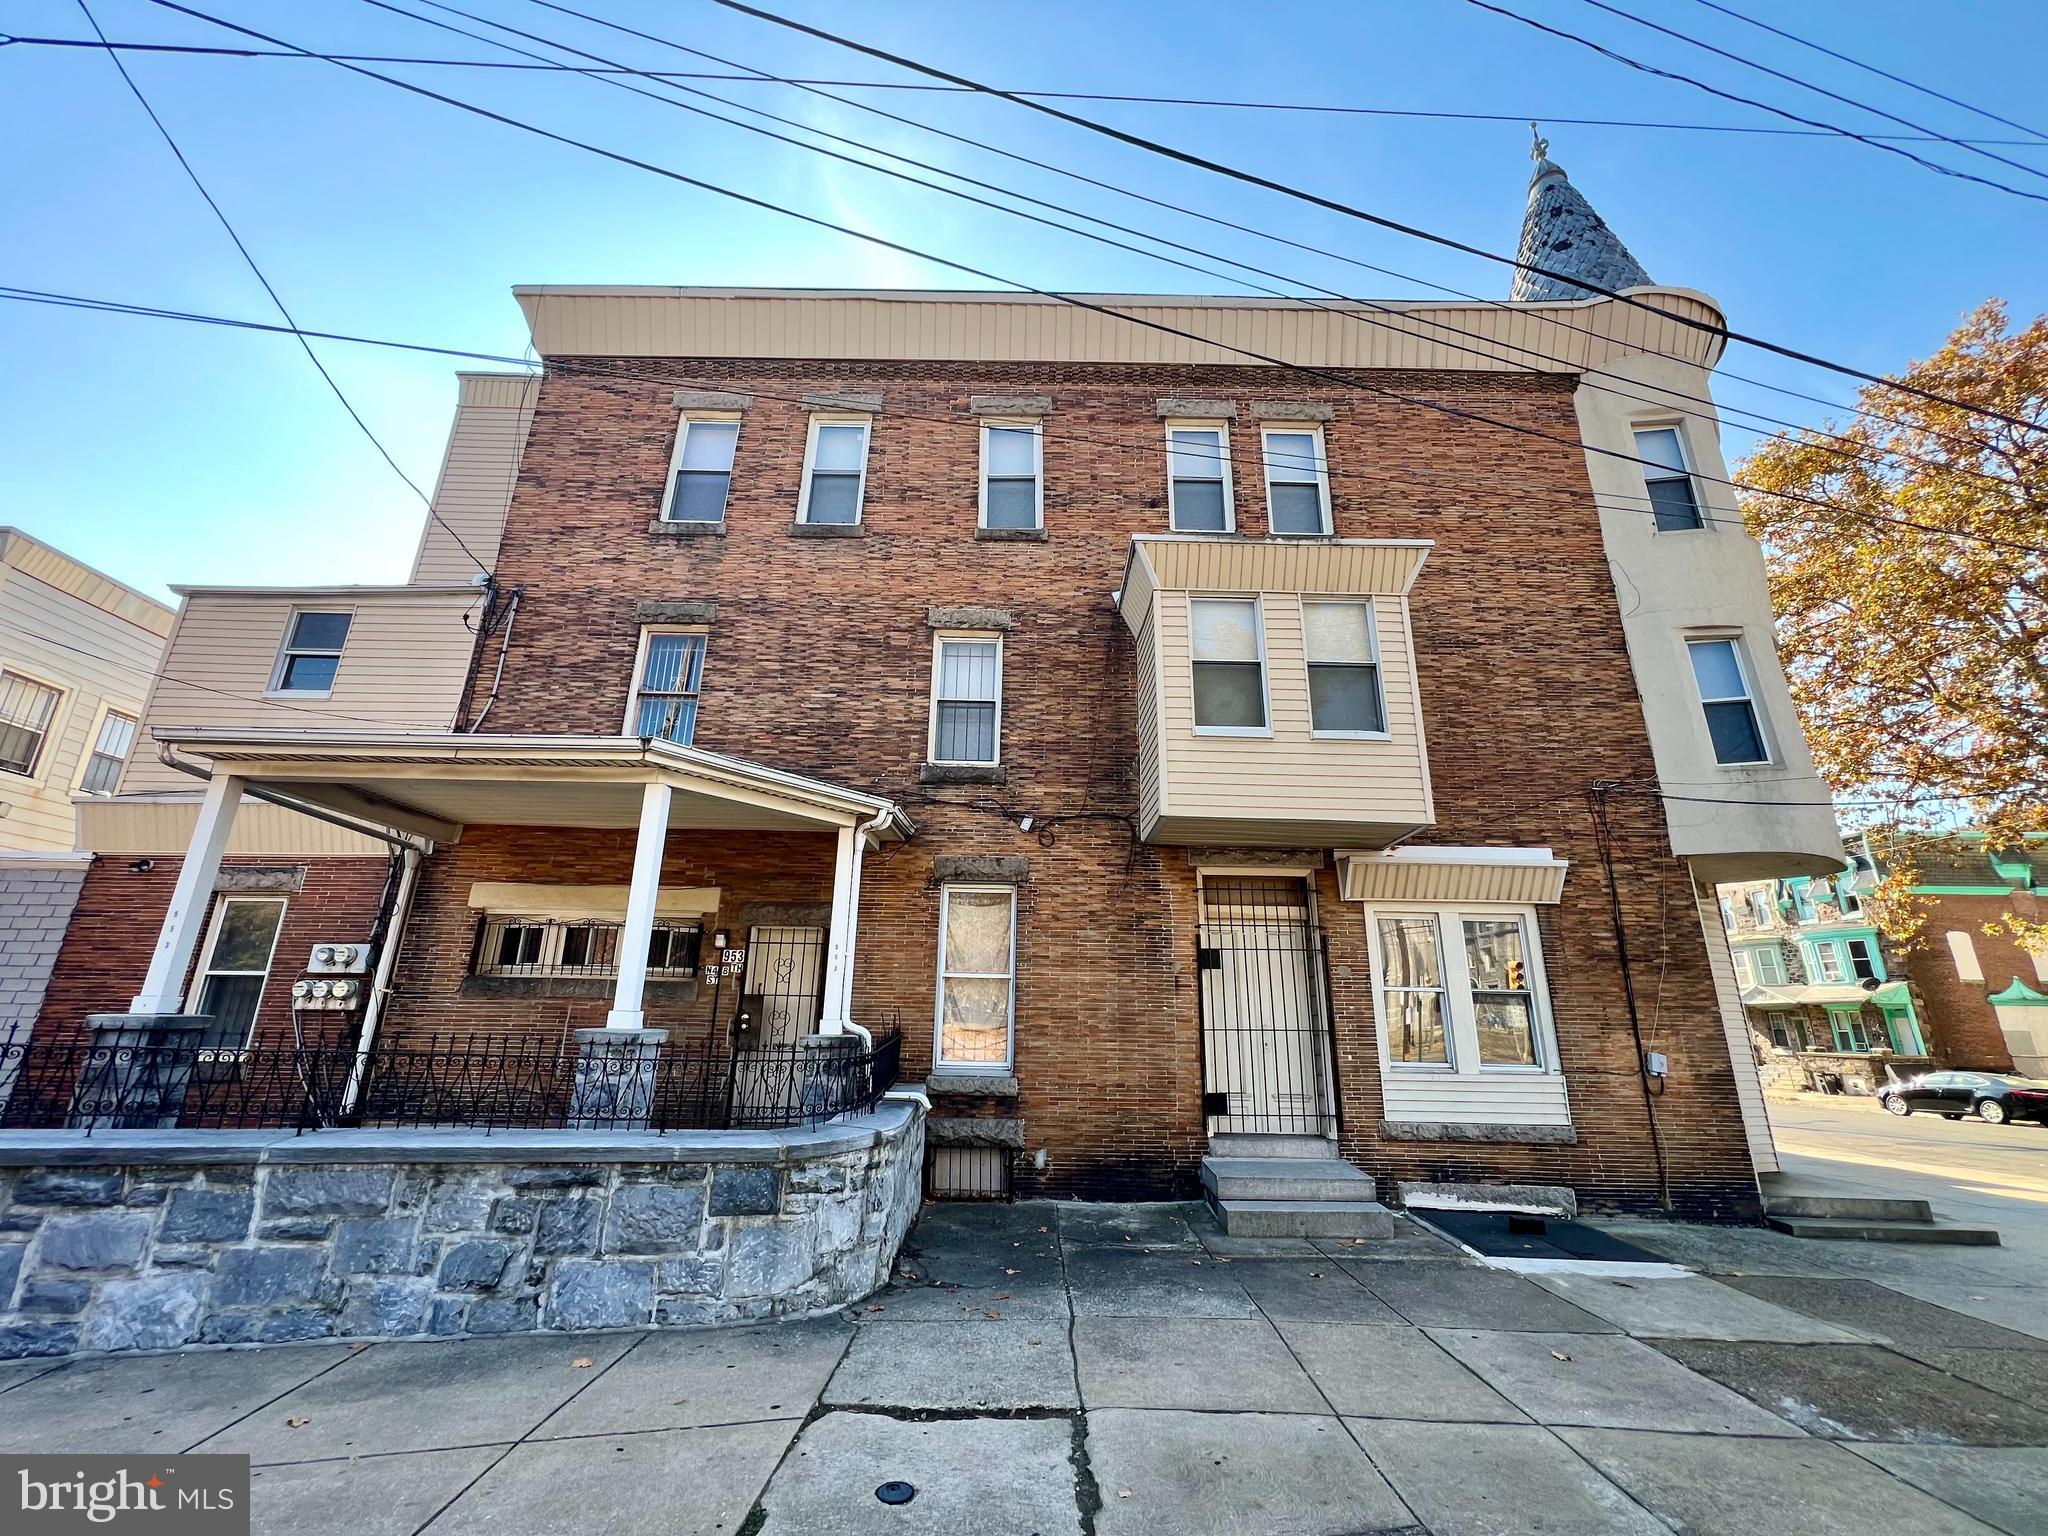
left=10, top=31, right=2048, bottom=145
left=68, top=0, right=490, bottom=579
left=706, top=0, right=2048, bottom=433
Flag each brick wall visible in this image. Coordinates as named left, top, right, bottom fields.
left=1906, top=888, right=2047, bottom=1070
left=0, top=865, right=87, bottom=1038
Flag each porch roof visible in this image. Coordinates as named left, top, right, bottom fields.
left=1742, top=981, right=1909, bottom=1009
left=150, top=728, right=914, bottom=846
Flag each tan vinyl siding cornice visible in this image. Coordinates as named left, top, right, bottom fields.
left=0, top=528, right=175, bottom=636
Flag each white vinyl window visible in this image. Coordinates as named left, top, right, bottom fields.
left=797, top=417, right=871, bottom=525
left=190, top=896, right=287, bottom=1053
left=1687, top=637, right=1768, bottom=765
left=662, top=416, right=740, bottom=523
left=935, top=885, right=1016, bottom=1069
left=1731, top=948, right=1754, bottom=987
left=1167, top=425, right=1233, bottom=532
left=929, top=634, right=1002, bottom=766
left=1301, top=599, right=1385, bottom=736
left=1810, top=939, right=1847, bottom=983
left=980, top=422, right=1043, bottom=531
left=78, top=708, right=138, bottom=794
left=1751, top=945, right=1787, bottom=986
left=271, top=611, right=352, bottom=695
left=1368, top=905, right=1555, bottom=1074
left=1188, top=596, right=1268, bottom=734
left=1261, top=426, right=1332, bottom=535
left=1635, top=426, right=1704, bottom=531
left=628, top=630, right=707, bottom=745
left=0, top=671, right=63, bottom=778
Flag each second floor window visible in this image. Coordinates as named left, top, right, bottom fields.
left=1189, top=597, right=1266, bottom=733
left=1303, top=599, right=1384, bottom=735
left=664, top=417, right=739, bottom=523
left=1168, top=426, right=1232, bottom=532
left=79, top=709, right=138, bottom=794
left=798, top=419, right=870, bottom=525
left=1262, top=427, right=1331, bottom=535
left=631, top=631, right=706, bottom=745
left=1732, top=948, right=1754, bottom=986
left=1687, top=638, right=1767, bottom=765
left=980, top=423, right=1043, bottom=530
left=1844, top=937, right=1879, bottom=982
left=1635, top=427, right=1704, bottom=531
left=0, top=671, right=61, bottom=778
left=273, top=611, right=352, bottom=694
left=1752, top=945, right=1788, bottom=985
left=930, top=635, right=1001, bottom=765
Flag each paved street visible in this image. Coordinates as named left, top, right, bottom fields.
left=1770, top=1095, right=2048, bottom=1261
left=4, top=1199, right=2047, bottom=1534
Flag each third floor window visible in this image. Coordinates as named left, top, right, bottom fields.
left=798, top=419, right=871, bottom=525
left=664, top=417, right=739, bottom=524
left=1167, top=425, right=1232, bottom=532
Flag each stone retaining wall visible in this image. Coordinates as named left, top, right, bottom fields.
left=0, top=1102, right=923, bottom=1359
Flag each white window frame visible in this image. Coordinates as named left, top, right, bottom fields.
left=1165, top=420, right=1235, bottom=534
left=977, top=420, right=1044, bottom=532
left=1731, top=948, right=1754, bottom=987
left=0, top=664, right=68, bottom=783
left=1946, top=929, right=1984, bottom=983
left=927, top=631, right=1003, bottom=767
left=1365, top=902, right=1560, bottom=1079
left=74, top=700, right=139, bottom=795
left=795, top=414, right=872, bottom=526
left=659, top=412, right=742, bottom=525
left=1810, top=939, right=1847, bottom=983
left=933, top=883, right=1018, bottom=1072
left=267, top=608, right=354, bottom=699
left=186, top=894, right=288, bottom=1053
left=1187, top=593, right=1272, bottom=738
left=622, top=626, right=708, bottom=745
left=1634, top=421, right=1707, bottom=533
left=1300, top=596, right=1388, bottom=740
left=1260, top=423, right=1333, bottom=537
left=1686, top=634, right=1772, bottom=767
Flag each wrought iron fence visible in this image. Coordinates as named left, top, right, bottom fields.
left=0, top=1023, right=900, bottom=1136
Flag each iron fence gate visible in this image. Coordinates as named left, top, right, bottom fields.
left=1196, top=876, right=1339, bottom=1136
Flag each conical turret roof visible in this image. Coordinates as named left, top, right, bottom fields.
left=1510, top=128, right=1653, bottom=302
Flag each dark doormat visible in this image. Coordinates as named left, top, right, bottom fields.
left=1416, top=1209, right=1669, bottom=1263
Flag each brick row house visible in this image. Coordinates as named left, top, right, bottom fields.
left=23, top=148, right=1844, bottom=1221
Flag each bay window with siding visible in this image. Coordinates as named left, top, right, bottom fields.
left=663, top=416, right=739, bottom=523
left=1302, top=599, right=1385, bottom=735
left=629, top=631, right=706, bottom=745
left=1167, top=425, right=1232, bottom=532
left=935, top=885, right=1016, bottom=1069
left=0, top=671, right=61, bottom=777
left=980, top=423, right=1043, bottom=530
left=1368, top=905, right=1556, bottom=1076
left=1188, top=596, right=1267, bottom=733
left=797, top=418, right=871, bottom=525
left=78, top=708, right=138, bottom=794
left=929, top=634, right=1002, bottom=766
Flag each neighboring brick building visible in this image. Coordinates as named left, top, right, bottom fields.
left=1889, top=836, right=2048, bottom=1077
left=33, top=154, right=1844, bottom=1219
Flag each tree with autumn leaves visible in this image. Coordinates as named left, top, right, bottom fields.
left=1737, top=300, right=2048, bottom=948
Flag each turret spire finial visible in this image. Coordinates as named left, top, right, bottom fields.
left=1530, top=122, right=1548, bottom=162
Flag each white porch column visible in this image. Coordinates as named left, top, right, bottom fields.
left=818, top=822, right=859, bottom=1034
left=130, top=772, right=244, bottom=1015
left=604, top=781, right=672, bottom=1030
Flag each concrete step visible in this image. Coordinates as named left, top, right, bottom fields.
left=1763, top=1192, right=1933, bottom=1223
left=1212, top=1197, right=1395, bottom=1238
left=1764, top=1214, right=2001, bottom=1246
left=1206, top=1132, right=1340, bottom=1160
left=1201, top=1156, right=1378, bottom=1204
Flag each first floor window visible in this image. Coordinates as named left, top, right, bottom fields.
left=799, top=419, right=870, bottom=524
left=981, top=423, right=1043, bottom=529
left=1687, top=637, right=1768, bottom=764
left=0, top=671, right=61, bottom=777
left=665, top=416, right=739, bottom=523
left=1828, top=1006, right=1870, bottom=1052
left=1167, top=425, right=1231, bottom=531
left=192, top=896, right=287, bottom=1052
left=632, top=631, right=706, bottom=744
left=477, top=916, right=700, bottom=977
left=79, top=708, right=138, bottom=794
left=1261, top=427, right=1331, bottom=535
left=1635, top=426, right=1704, bottom=531
left=1370, top=905, right=1551, bottom=1073
left=1302, top=599, right=1383, bottom=734
left=936, top=885, right=1015, bottom=1068
left=1189, top=596, right=1266, bottom=732
left=930, top=635, right=1001, bottom=765
left=1765, top=1010, right=1803, bottom=1050
left=273, top=611, right=352, bottom=693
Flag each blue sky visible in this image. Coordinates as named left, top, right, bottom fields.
left=4, top=0, right=2044, bottom=600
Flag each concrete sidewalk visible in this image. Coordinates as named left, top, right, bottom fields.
left=3, top=1200, right=2045, bottom=1534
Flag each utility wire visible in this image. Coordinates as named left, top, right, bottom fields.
left=69, top=1, right=491, bottom=580
left=1687, top=0, right=2048, bottom=147
left=12, top=32, right=2048, bottom=145
left=712, top=0, right=2048, bottom=432
left=1460, top=0, right=2048, bottom=205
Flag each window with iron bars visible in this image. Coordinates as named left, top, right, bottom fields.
left=475, top=916, right=703, bottom=979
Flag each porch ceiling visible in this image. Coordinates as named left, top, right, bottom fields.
left=150, top=729, right=913, bottom=844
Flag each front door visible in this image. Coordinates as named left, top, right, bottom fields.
left=1198, top=877, right=1335, bottom=1136
left=729, top=926, right=826, bottom=1123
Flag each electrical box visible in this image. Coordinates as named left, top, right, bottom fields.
left=291, top=976, right=364, bottom=1011
left=305, top=943, right=369, bottom=975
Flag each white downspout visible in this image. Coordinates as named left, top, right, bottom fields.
left=343, top=843, right=422, bottom=1114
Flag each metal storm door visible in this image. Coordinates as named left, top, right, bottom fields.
left=1197, top=877, right=1335, bottom=1135
left=741, top=926, right=827, bottom=1048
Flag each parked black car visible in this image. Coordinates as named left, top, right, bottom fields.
left=1879, top=1071, right=2048, bottom=1125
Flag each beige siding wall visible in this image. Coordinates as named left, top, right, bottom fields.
left=1695, top=880, right=1779, bottom=1174
left=1149, top=589, right=1432, bottom=835
left=0, top=540, right=172, bottom=853
left=76, top=796, right=389, bottom=856
left=122, top=590, right=481, bottom=795
left=410, top=372, right=540, bottom=584
left=1378, top=1063, right=1574, bottom=1127
left=1134, top=605, right=1163, bottom=834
